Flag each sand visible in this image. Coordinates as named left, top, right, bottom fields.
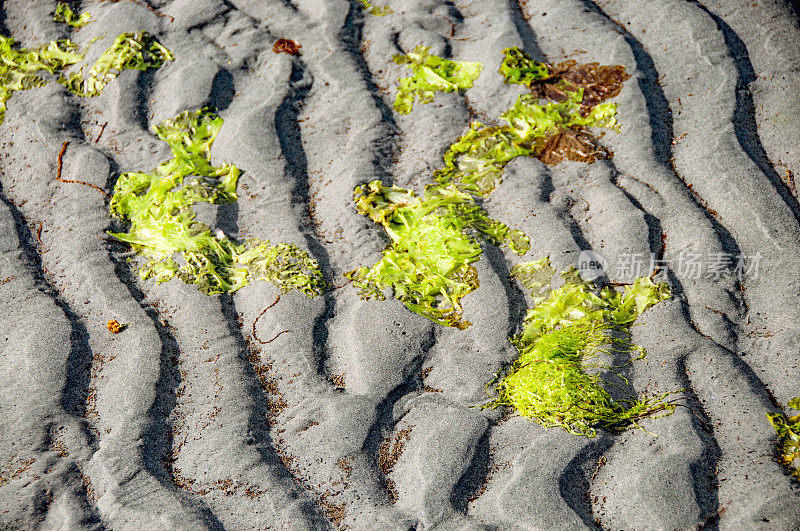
left=1, top=0, right=799, bottom=529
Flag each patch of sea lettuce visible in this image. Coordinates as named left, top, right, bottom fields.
left=109, top=108, right=326, bottom=297
left=431, top=47, right=628, bottom=196
left=767, top=397, right=800, bottom=480
left=485, top=257, right=676, bottom=437
left=0, top=31, right=171, bottom=125
left=393, top=45, right=482, bottom=115
left=345, top=180, right=529, bottom=329
left=500, top=46, right=629, bottom=110
left=60, top=31, right=173, bottom=97
left=0, top=36, right=84, bottom=124
left=435, top=90, right=620, bottom=196
left=358, top=0, right=393, bottom=16
left=350, top=47, right=628, bottom=326
left=499, top=46, right=551, bottom=86
left=54, top=3, right=92, bottom=28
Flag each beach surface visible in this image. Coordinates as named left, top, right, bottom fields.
left=1, top=0, right=799, bottom=528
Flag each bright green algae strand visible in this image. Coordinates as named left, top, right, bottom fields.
left=109, top=108, right=326, bottom=297
left=767, top=397, right=800, bottom=479
left=0, top=36, right=83, bottom=124
left=358, top=0, right=393, bottom=16
left=54, top=3, right=92, bottom=28
left=0, top=31, right=171, bottom=124
left=393, top=45, right=483, bottom=115
left=499, top=46, right=551, bottom=85
left=61, top=31, right=173, bottom=97
left=434, top=91, right=620, bottom=196
left=345, top=180, right=529, bottom=329
left=485, top=257, right=676, bottom=437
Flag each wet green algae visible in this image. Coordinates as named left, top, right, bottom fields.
left=392, top=45, right=483, bottom=115
left=358, top=0, right=393, bottom=16
left=0, top=31, right=171, bottom=124
left=435, top=46, right=628, bottom=196
left=61, top=31, right=173, bottom=97
left=767, top=397, right=800, bottom=480
left=345, top=180, right=529, bottom=329
left=485, top=258, right=676, bottom=437
left=109, top=108, right=325, bottom=297
left=53, top=3, right=92, bottom=28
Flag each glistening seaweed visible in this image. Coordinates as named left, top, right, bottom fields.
left=109, top=108, right=326, bottom=296
left=0, top=31, right=171, bottom=125
left=435, top=90, right=621, bottom=196
left=0, top=36, right=83, bottom=124
left=485, top=258, right=676, bottom=437
left=767, top=397, right=800, bottom=479
left=60, top=32, right=173, bottom=97
left=345, top=180, right=528, bottom=328
left=53, top=3, right=92, bottom=28
left=358, top=0, right=393, bottom=16
left=351, top=47, right=630, bottom=325
left=500, top=46, right=630, bottom=165
left=393, top=45, right=482, bottom=115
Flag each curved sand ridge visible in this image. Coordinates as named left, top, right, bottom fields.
left=1, top=0, right=799, bottom=528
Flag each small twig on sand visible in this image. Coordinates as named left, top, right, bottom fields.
left=96, top=234, right=119, bottom=243
left=56, top=140, right=110, bottom=197
left=35, top=222, right=44, bottom=246
left=329, top=277, right=353, bottom=291
left=786, top=169, right=797, bottom=198
left=253, top=295, right=288, bottom=344
left=94, top=122, right=107, bottom=143
left=259, top=330, right=289, bottom=344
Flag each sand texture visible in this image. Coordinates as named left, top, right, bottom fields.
left=1, top=0, right=800, bottom=529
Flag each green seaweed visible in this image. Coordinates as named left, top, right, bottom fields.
left=0, top=35, right=84, bottom=124
left=54, top=3, right=92, bottom=28
left=358, top=0, right=393, bottom=16
left=60, top=31, right=173, bottom=97
left=485, top=258, right=675, bottom=437
left=393, top=45, right=483, bottom=115
left=109, top=108, right=326, bottom=297
left=499, top=46, right=552, bottom=86
left=0, top=31, right=171, bottom=125
left=767, top=397, right=800, bottom=480
left=345, top=180, right=529, bottom=329
left=500, top=47, right=629, bottom=111
left=435, top=90, right=620, bottom=196
left=428, top=47, right=630, bottom=196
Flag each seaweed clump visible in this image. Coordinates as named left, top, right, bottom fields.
left=61, top=32, right=173, bottom=97
left=485, top=257, right=676, bottom=437
left=344, top=180, right=529, bottom=329
left=393, top=45, right=482, bottom=115
left=0, top=36, right=83, bottom=124
left=0, top=31, right=171, bottom=125
left=501, top=46, right=629, bottom=164
left=435, top=90, right=620, bottom=196
left=358, top=0, right=393, bottom=16
left=767, top=397, right=800, bottom=480
left=53, top=3, right=92, bottom=28
left=433, top=47, right=628, bottom=196
left=109, top=108, right=326, bottom=296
